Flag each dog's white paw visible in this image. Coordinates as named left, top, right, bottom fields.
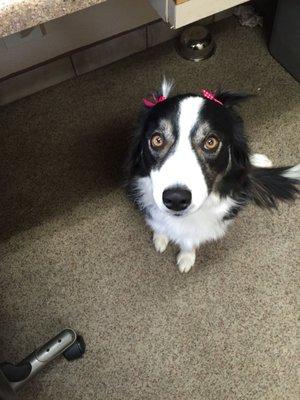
left=153, top=233, right=169, bottom=253
left=250, top=153, right=273, bottom=168
left=177, top=251, right=196, bottom=273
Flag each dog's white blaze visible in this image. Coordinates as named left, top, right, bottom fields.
left=150, top=97, right=208, bottom=212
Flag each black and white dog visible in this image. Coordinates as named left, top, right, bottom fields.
left=127, top=80, right=299, bottom=273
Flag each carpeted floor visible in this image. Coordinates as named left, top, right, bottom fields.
left=0, top=18, right=299, bottom=400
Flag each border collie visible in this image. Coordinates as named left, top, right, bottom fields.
left=126, top=79, right=299, bottom=273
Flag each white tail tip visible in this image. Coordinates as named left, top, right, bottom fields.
left=281, top=164, right=300, bottom=180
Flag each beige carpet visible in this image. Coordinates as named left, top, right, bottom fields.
left=0, top=18, right=299, bottom=400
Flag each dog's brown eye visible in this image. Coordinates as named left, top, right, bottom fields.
left=150, top=133, right=165, bottom=149
left=203, top=135, right=220, bottom=152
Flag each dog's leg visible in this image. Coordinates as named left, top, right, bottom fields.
left=250, top=153, right=273, bottom=168
left=177, top=249, right=196, bottom=273
left=153, top=232, right=169, bottom=253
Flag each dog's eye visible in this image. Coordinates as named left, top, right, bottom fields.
left=203, top=135, right=220, bottom=152
left=150, top=133, right=165, bottom=150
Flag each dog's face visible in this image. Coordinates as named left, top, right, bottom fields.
left=130, top=83, right=250, bottom=216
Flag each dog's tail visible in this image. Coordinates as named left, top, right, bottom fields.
left=249, top=164, right=300, bottom=208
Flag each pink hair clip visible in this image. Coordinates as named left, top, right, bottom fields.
left=202, top=89, right=223, bottom=106
left=143, top=95, right=166, bottom=108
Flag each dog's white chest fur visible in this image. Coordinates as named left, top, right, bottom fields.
left=136, top=177, right=235, bottom=251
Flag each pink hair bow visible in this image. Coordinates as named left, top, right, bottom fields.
left=143, top=95, right=166, bottom=108
left=202, top=89, right=223, bottom=106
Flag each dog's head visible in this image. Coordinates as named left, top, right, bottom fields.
left=129, top=80, right=251, bottom=216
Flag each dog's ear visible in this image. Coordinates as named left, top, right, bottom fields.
left=218, top=114, right=251, bottom=197
left=216, top=91, right=253, bottom=108
left=230, top=134, right=250, bottom=170
left=219, top=141, right=250, bottom=197
left=142, top=77, right=173, bottom=108
left=126, top=125, right=146, bottom=178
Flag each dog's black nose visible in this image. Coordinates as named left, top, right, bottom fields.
left=163, top=187, right=192, bottom=211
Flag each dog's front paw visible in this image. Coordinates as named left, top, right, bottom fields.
left=177, top=251, right=196, bottom=273
left=153, top=233, right=169, bottom=253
